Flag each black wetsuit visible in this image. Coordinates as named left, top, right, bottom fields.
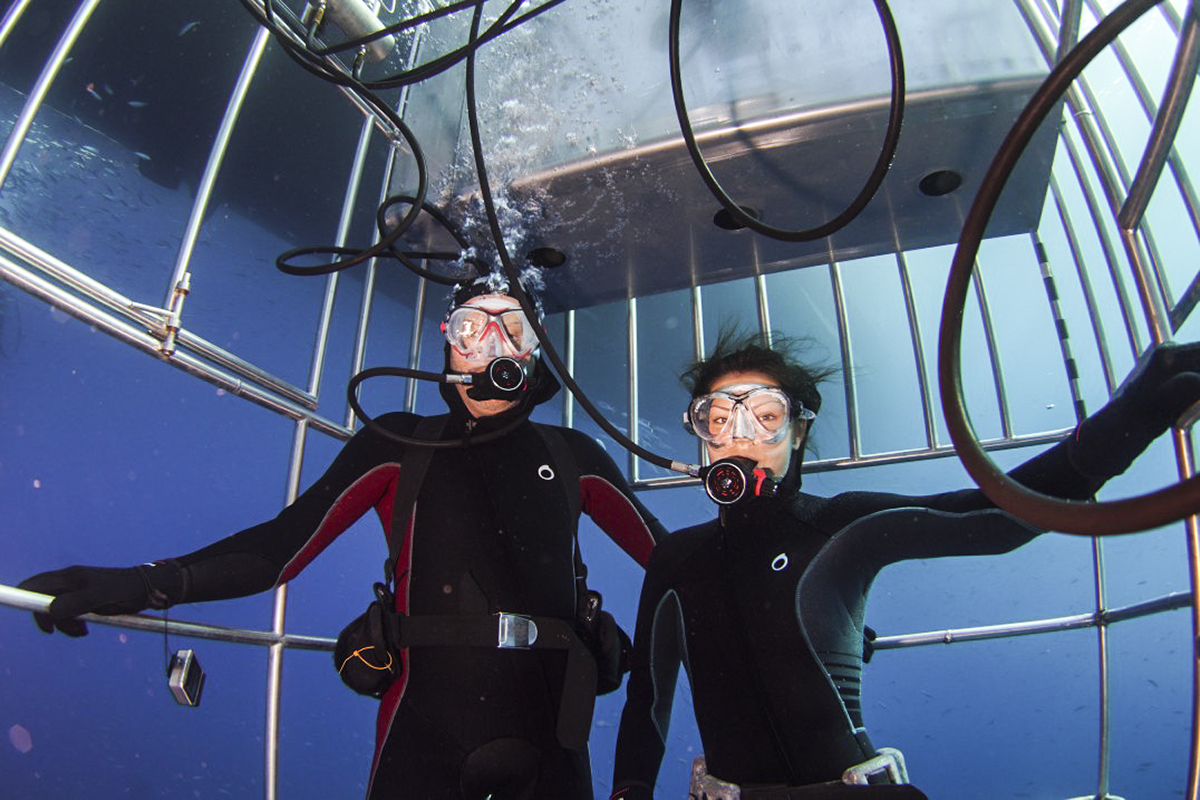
left=170, top=393, right=664, bottom=799
left=611, top=438, right=1105, bottom=797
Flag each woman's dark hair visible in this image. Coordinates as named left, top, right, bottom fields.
left=681, top=327, right=837, bottom=419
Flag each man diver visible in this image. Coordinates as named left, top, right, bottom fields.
left=610, top=330, right=1200, bottom=799
left=19, top=274, right=665, bottom=800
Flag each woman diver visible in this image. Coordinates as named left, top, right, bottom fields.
left=19, top=274, right=665, bottom=800
left=610, top=330, right=1200, bottom=799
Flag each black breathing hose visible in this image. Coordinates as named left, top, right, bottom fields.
left=667, top=0, right=905, bottom=242
left=249, top=0, right=892, bottom=474
left=939, top=0, right=1200, bottom=536
left=462, top=6, right=694, bottom=475
left=346, top=366, right=531, bottom=447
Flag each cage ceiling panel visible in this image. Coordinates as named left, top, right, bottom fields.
left=390, top=0, right=1055, bottom=313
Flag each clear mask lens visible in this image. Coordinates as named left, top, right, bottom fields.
left=445, top=305, right=538, bottom=362
left=688, top=386, right=809, bottom=446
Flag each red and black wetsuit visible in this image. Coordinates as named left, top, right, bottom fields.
left=171, top=392, right=663, bottom=798
left=610, top=438, right=1105, bottom=798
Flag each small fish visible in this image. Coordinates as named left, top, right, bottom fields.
left=127, top=100, right=148, bottom=108
left=85, top=82, right=102, bottom=101
left=133, top=151, right=151, bottom=161
left=179, top=20, right=200, bottom=36
left=102, top=83, right=113, bottom=96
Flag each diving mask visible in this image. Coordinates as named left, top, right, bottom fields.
left=443, top=295, right=539, bottom=365
left=685, top=384, right=814, bottom=447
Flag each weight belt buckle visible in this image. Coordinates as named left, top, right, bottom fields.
left=496, top=612, right=538, bottom=649
left=842, top=746, right=909, bottom=786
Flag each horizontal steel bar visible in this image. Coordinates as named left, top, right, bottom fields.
left=632, top=430, right=1075, bottom=490
left=874, top=591, right=1193, bottom=650
left=0, top=253, right=351, bottom=440
left=0, top=227, right=318, bottom=409
left=2, top=585, right=1190, bottom=656
left=0, top=585, right=334, bottom=651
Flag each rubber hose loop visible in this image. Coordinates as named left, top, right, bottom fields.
left=667, top=0, right=905, bottom=242
left=938, top=0, right=1200, bottom=536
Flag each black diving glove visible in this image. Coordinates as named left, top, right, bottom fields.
left=576, top=590, right=632, bottom=695
left=1070, top=341, right=1200, bottom=480
left=591, top=609, right=633, bottom=695
left=17, top=560, right=186, bottom=637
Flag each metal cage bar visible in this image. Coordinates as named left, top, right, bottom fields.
left=163, top=26, right=270, bottom=311
left=0, top=0, right=101, bottom=187
left=895, top=250, right=938, bottom=451
left=829, top=256, right=861, bottom=460
left=4, top=582, right=1188, bottom=655
left=1049, top=175, right=1120, bottom=393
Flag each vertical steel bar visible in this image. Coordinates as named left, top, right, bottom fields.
left=755, top=273, right=772, bottom=348
left=341, top=25, right=426, bottom=424
left=1036, top=222, right=1113, bottom=798
left=1019, top=0, right=1068, bottom=63
left=1057, top=0, right=1084, bottom=63
left=1118, top=7, right=1200, bottom=230
left=1049, top=176, right=1119, bottom=394
left=1120, top=226, right=1173, bottom=343
left=1061, top=24, right=1178, bottom=315
left=1032, top=231, right=1089, bottom=421
left=752, top=234, right=772, bottom=347
left=828, top=256, right=860, bottom=459
left=344, top=140, right=403, bottom=429
left=691, top=284, right=706, bottom=465
left=164, top=26, right=270, bottom=309
left=0, top=0, right=33, bottom=50
left=628, top=297, right=640, bottom=482
left=1091, top=0, right=1200, bottom=252
left=562, top=309, right=576, bottom=429
left=1160, top=0, right=1184, bottom=33
left=1061, top=130, right=1145, bottom=359
left=895, top=250, right=937, bottom=449
left=1176, top=425, right=1200, bottom=800
left=311, top=116, right=376, bottom=403
left=1019, top=0, right=1174, bottom=336
left=1092, top=536, right=1113, bottom=800
left=264, top=83, right=381, bottom=800
left=0, top=0, right=101, bottom=189
left=404, top=277, right=429, bottom=414
left=264, top=420, right=309, bottom=800
left=969, top=261, right=1013, bottom=440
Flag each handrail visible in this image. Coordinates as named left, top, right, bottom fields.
left=1, top=583, right=1189, bottom=654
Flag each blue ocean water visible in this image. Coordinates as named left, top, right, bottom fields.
left=1, top=2, right=1195, bottom=799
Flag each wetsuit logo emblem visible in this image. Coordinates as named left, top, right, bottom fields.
left=537, top=464, right=555, bottom=480
left=771, top=553, right=789, bottom=571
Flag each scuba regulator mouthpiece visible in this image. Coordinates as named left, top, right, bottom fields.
left=450, top=356, right=530, bottom=400
left=701, top=457, right=781, bottom=505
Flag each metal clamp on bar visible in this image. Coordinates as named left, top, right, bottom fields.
left=129, top=271, right=192, bottom=356
left=842, top=747, right=909, bottom=786
left=496, top=612, right=538, bottom=649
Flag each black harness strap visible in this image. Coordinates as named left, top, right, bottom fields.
left=385, top=415, right=448, bottom=585
left=379, top=418, right=598, bottom=749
